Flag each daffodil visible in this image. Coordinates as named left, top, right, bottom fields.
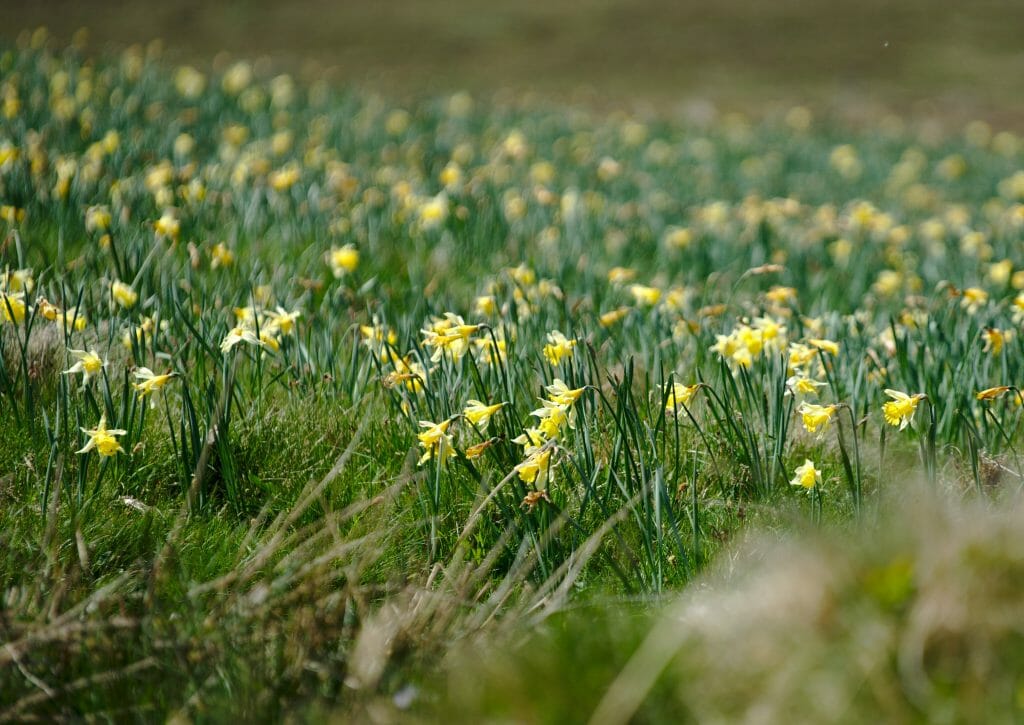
left=111, top=281, right=138, bottom=309
left=543, top=330, right=575, bottom=366
left=790, top=459, right=821, bottom=490
left=210, top=242, right=235, bottom=268
left=122, top=317, right=155, bottom=350
left=976, top=386, right=1015, bottom=402
left=474, top=295, right=497, bottom=316
left=664, top=381, right=700, bottom=413
left=766, top=286, right=797, bottom=305
left=545, top=379, right=585, bottom=406
left=797, top=402, right=838, bottom=435
left=154, top=212, right=180, bottom=240
left=474, top=335, right=507, bottom=366
left=463, top=400, right=504, bottom=429
left=960, top=287, right=988, bottom=313
left=882, top=389, right=926, bottom=430
left=599, top=307, right=631, bottom=327
left=982, top=328, right=1012, bottom=355
left=63, top=349, right=105, bottom=387
left=512, top=428, right=547, bottom=450
left=0, top=291, right=26, bottom=323
left=787, top=342, right=817, bottom=372
left=417, top=193, right=448, bottom=229
left=752, top=316, right=787, bottom=353
left=269, top=165, right=300, bottom=192
left=360, top=319, right=397, bottom=351
left=786, top=375, right=826, bottom=398
left=629, top=284, right=661, bottom=306
left=259, top=330, right=280, bottom=352
left=607, top=267, right=636, bottom=285
left=62, top=307, right=87, bottom=332
left=0, top=268, right=33, bottom=293
left=77, top=415, right=127, bottom=457
left=807, top=338, right=839, bottom=356
left=531, top=400, right=572, bottom=439
left=266, top=306, right=301, bottom=336
left=133, top=367, right=177, bottom=407
left=421, top=313, right=480, bottom=362
left=417, top=419, right=454, bottom=465
left=220, top=325, right=265, bottom=353
left=328, top=245, right=359, bottom=277
left=516, top=446, right=554, bottom=486
left=85, top=204, right=112, bottom=232
left=1012, top=293, right=1024, bottom=325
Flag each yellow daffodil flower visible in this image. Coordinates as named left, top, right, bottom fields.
left=543, top=330, right=575, bottom=366
left=807, top=338, right=839, bottom=356
left=133, top=367, right=177, bottom=407
left=63, top=349, right=105, bottom=387
left=111, top=281, right=138, bottom=309
left=545, top=379, right=585, bottom=407
left=882, top=389, right=926, bottom=430
left=790, top=459, right=821, bottom=490
left=417, top=419, right=454, bottom=465
left=77, top=414, right=127, bottom=457
left=786, top=375, right=826, bottom=397
left=328, top=245, right=359, bottom=277
left=221, top=325, right=265, bottom=353
left=797, top=402, right=838, bottom=435
left=463, top=400, right=504, bottom=429
left=665, top=381, right=700, bottom=413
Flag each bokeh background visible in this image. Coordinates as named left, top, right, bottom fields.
left=3, top=0, right=1024, bottom=119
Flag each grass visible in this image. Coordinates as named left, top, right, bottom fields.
left=1, top=32, right=1024, bottom=719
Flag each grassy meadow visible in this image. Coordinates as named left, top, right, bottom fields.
left=2, top=27, right=1024, bottom=721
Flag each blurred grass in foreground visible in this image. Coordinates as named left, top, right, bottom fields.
left=421, top=488, right=1024, bottom=723
left=3, top=0, right=1024, bottom=120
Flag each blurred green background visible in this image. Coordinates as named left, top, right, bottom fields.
left=3, top=0, right=1024, bottom=119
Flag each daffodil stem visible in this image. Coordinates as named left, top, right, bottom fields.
left=835, top=407, right=861, bottom=515
left=923, top=397, right=938, bottom=483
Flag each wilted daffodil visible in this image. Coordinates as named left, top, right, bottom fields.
left=975, top=386, right=1018, bottom=402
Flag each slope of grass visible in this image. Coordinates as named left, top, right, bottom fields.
left=1, top=35, right=1024, bottom=718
